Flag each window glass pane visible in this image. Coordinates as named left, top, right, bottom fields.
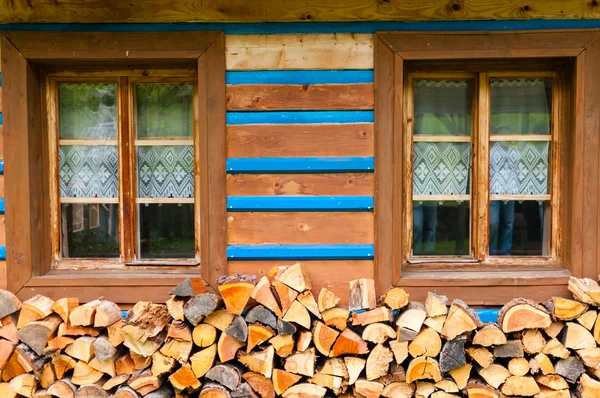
left=490, top=78, right=552, bottom=135
left=58, top=83, right=117, bottom=139
left=137, top=146, right=194, bottom=199
left=413, top=201, right=470, bottom=256
left=489, top=200, right=550, bottom=256
left=59, top=146, right=119, bottom=198
left=135, top=84, right=193, bottom=139
left=138, top=204, right=195, bottom=258
left=413, top=80, right=472, bottom=135
left=413, top=142, right=471, bottom=196
left=490, top=141, right=550, bottom=196
left=61, top=204, right=119, bottom=258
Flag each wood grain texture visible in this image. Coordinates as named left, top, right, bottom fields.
left=226, top=34, right=373, bottom=70
left=1, top=1, right=600, bottom=22
left=228, top=260, right=374, bottom=306
left=226, top=84, right=373, bottom=111
left=227, top=212, right=374, bottom=244
left=227, top=123, right=373, bottom=158
left=227, top=173, right=374, bottom=196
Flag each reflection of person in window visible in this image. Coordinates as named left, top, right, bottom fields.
left=489, top=126, right=516, bottom=255
left=413, top=202, right=437, bottom=254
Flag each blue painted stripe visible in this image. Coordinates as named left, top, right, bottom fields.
left=0, top=199, right=4, bottom=215
left=3, top=21, right=600, bottom=34
left=228, top=196, right=373, bottom=212
left=0, top=73, right=2, bottom=87
left=227, top=70, right=374, bottom=85
left=0, top=246, right=5, bottom=261
left=477, top=309, right=499, bottom=323
left=227, top=244, right=374, bottom=260
left=0, top=160, right=4, bottom=175
left=0, top=113, right=3, bottom=125
left=227, top=157, right=373, bottom=173
left=227, top=111, right=373, bottom=125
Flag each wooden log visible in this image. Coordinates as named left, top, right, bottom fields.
left=272, top=369, right=301, bottom=395
left=352, top=306, right=392, bottom=326
left=206, top=364, right=242, bottom=390
left=312, top=321, right=339, bottom=356
left=65, top=336, right=96, bottom=362
left=218, top=274, right=257, bottom=316
left=272, top=280, right=298, bottom=315
left=295, top=330, right=312, bottom=352
left=47, top=380, right=76, bottom=398
left=344, top=357, right=366, bottom=385
left=166, top=320, right=192, bottom=343
left=52, top=298, right=78, bottom=323
left=150, top=351, right=175, bottom=377
left=285, top=348, right=315, bottom=377
left=366, top=343, right=393, bottom=381
left=439, top=336, right=466, bottom=373
left=190, top=344, right=216, bottom=378
left=354, top=379, right=384, bottom=398
left=93, top=336, right=117, bottom=363
left=406, top=357, right=442, bottom=384
left=478, top=364, right=510, bottom=389
left=317, top=288, right=340, bottom=313
left=18, top=295, right=54, bottom=329
left=233, top=382, right=260, bottom=398
left=160, top=338, right=193, bottom=364
left=396, top=302, right=427, bottom=341
left=0, top=382, right=17, bottom=398
left=545, top=321, right=565, bottom=340
left=184, top=294, right=222, bottom=326
left=0, top=321, right=19, bottom=344
left=380, top=287, right=409, bottom=311
left=115, top=354, right=136, bottom=376
left=508, top=358, right=529, bottom=377
left=376, top=362, right=406, bottom=386
left=127, top=369, right=161, bottom=395
left=107, top=319, right=125, bottom=347
left=267, top=334, right=293, bottom=358
left=330, top=327, right=369, bottom=357
left=297, top=291, right=321, bottom=319
left=89, top=356, right=116, bottom=377
left=435, top=379, right=459, bottom=393
left=529, top=352, right=555, bottom=375
left=321, top=308, right=349, bottom=331
left=389, top=340, right=409, bottom=364
left=546, top=297, right=588, bottom=321
left=577, top=373, right=600, bottom=398
left=247, top=324, right=275, bottom=352
left=493, top=340, right=524, bottom=358
left=71, top=361, right=104, bottom=386
left=282, top=301, right=311, bottom=329
left=320, top=358, right=349, bottom=379
left=39, top=362, right=56, bottom=389
left=348, top=278, right=376, bottom=312
left=472, top=324, right=507, bottom=347
left=169, top=278, right=205, bottom=297
left=0, top=291, right=22, bottom=319
left=0, top=338, right=14, bottom=371
left=277, top=319, right=296, bottom=336
left=535, top=374, right=569, bottom=390
left=501, top=376, right=540, bottom=396
left=409, top=326, right=442, bottom=358
left=498, top=298, right=552, bottom=333
left=168, top=364, right=201, bottom=393
left=308, top=373, right=346, bottom=395
left=416, top=381, right=436, bottom=398
left=537, top=386, right=569, bottom=398
left=205, top=310, right=235, bottom=332
left=243, top=372, right=275, bottom=398
left=578, top=309, right=597, bottom=330
left=576, top=347, right=600, bottom=368
left=276, top=263, right=312, bottom=293
left=424, top=314, right=447, bottom=335
left=448, top=364, right=471, bottom=390
left=75, top=384, right=108, bottom=398
left=562, top=322, right=595, bottom=350
left=52, top=354, right=77, bottom=379
left=542, top=338, right=570, bottom=359
left=9, top=373, right=37, bottom=397
left=123, top=302, right=170, bottom=342
left=568, top=276, right=600, bottom=305
left=238, top=346, right=275, bottom=378
left=245, top=306, right=277, bottom=330
left=362, top=323, right=396, bottom=344
left=93, top=300, right=122, bottom=328
left=130, top=351, right=152, bottom=370
left=441, top=300, right=482, bottom=341
left=251, top=276, right=282, bottom=318
left=200, top=383, right=232, bottom=398
left=226, top=315, right=249, bottom=342
left=466, top=347, right=493, bottom=369
left=522, top=328, right=546, bottom=354
left=425, top=292, right=448, bottom=317
left=281, top=383, right=326, bottom=398
left=218, top=332, right=245, bottom=363
left=554, top=356, right=584, bottom=383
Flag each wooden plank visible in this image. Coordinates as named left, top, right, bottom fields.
left=0, top=175, right=5, bottom=198
left=227, top=212, right=374, bottom=244
left=227, top=157, right=374, bottom=173
left=0, top=215, right=5, bottom=246
left=1, top=1, right=600, bottom=23
left=17, top=285, right=189, bottom=304
left=227, top=123, right=373, bottom=158
left=227, top=173, right=374, bottom=196
left=228, top=260, right=374, bottom=306
left=226, top=34, right=373, bottom=70
left=226, top=84, right=373, bottom=111
left=0, top=86, right=3, bottom=112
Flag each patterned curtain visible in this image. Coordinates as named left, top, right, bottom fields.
left=138, top=146, right=194, bottom=198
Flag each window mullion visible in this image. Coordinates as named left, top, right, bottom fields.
left=118, top=77, right=135, bottom=262
left=474, top=72, right=490, bottom=261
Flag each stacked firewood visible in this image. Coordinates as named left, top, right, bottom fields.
left=3, top=266, right=600, bottom=396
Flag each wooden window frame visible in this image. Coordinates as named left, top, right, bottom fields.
left=1, top=31, right=227, bottom=304
left=375, top=30, right=600, bottom=304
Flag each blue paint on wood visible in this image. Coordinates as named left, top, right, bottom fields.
left=0, top=246, right=5, bottom=261
left=227, top=111, right=373, bottom=125
left=477, top=309, right=499, bottom=323
left=0, top=113, right=3, bottom=125
left=0, top=73, right=2, bottom=87
left=0, top=199, right=4, bottom=215
left=227, top=196, right=373, bottom=212
left=0, top=160, right=4, bottom=175
left=3, top=20, right=600, bottom=34
left=227, top=244, right=374, bottom=260
left=227, top=157, right=374, bottom=173
left=227, top=70, right=374, bottom=85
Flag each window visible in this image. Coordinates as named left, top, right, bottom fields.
left=374, top=31, right=600, bottom=303
left=1, top=31, right=226, bottom=303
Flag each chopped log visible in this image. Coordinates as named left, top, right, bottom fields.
left=69, top=301, right=98, bottom=327
left=425, top=315, right=448, bottom=335
left=500, top=376, right=540, bottom=396
left=45, top=336, right=74, bottom=356
left=184, top=294, right=222, bottom=326
left=313, top=321, right=339, bottom=356
left=308, top=373, right=346, bottom=395
left=389, top=340, right=409, bottom=364
left=0, top=321, right=19, bottom=344
left=217, top=332, right=244, bottom=363
left=562, top=321, right=595, bottom=350
left=18, top=296, right=54, bottom=329
left=124, top=332, right=165, bottom=358
left=535, top=374, right=569, bottom=390
left=0, top=291, right=22, bottom=319
left=295, top=330, right=312, bottom=352
left=0, top=382, right=16, bottom=398
left=241, top=372, right=273, bottom=398
left=498, top=298, right=552, bottom=333
left=89, top=356, right=116, bottom=377
left=441, top=300, right=482, bottom=341
left=554, top=356, right=584, bottom=383
left=272, top=280, right=298, bottom=315
left=426, top=292, right=448, bottom=317
left=205, top=364, right=242, bottom=390
left=544, top=321, right=565, bottom=339
left=190, top=344, right=217, bottom=378
left=245, top=306, right=277, bottom=330
left=317, top=288, right=340, bottom=312
left=160, top=338, right=193, bottom=363
left=439, top=336, right=466, bottom=373
left=493, top=340, right=524, bottom=358
left=448, top=364, right=471, bottom=390
left=0, top=338, right=15, bottom=370
left=321, top=308, right=349, bottom=331
left=238, top=346, right=274, bottom=378
left=435, top=379, right=459, bottom=393
left=93, top=300, right=121, bottom=328
left=251, top=277, right=282, bottom=318
left=576, top=347, right=600, bottom=368
left=282, top=301, right=310, bottom=329
left=522, top=329, right=546, bottom=354
left=530, top=352, right=555, bottom=375
left=115, top=353, right=136, bottom=376
left=226, top=315, right=249, bottom=342
left=130, top=351, right=152, bottom=369
left=39, top=363, right=55, bottom=389
left=348, top=278, right=376, bottom=312
left=204, top=311, right=235, bottom=334
left=65, top=336, right=96, bottom=362
left=269, top=334, right=295, bottom=358
left=123, top=302, right=170, bottom=342
left=352, top=307, right=392, bottom=326
left=376, top=362, right=405, bottom=386
left=52, top=298, right=78, bottom=323
left=478, top=364, right=510, bottom=389
left=546, top=297, right=588, bottom=321
left=165, top=296, right=186, bottom=322
left=200, top=383, right=232, bottom=398
left=128, top=369, right=161, bottom=395
left=10, top=373, right=37, bottom=397
left=169, top=278, right=205, bottom=297
left=353, top=379, right=384, bottom=398
left=409, top=327, right=442, bottom=358
left=150, top=351, right=175, bottom=377
left=362, top=323, right=396, bottom=344
left=466, top=347, right=493, bottom=369
left=93, top=336, right=117, bottom=362
left=102, top=374, right=130, bottom=391
left=276, top=319, right=296, bottom=335
left=472, top=324, right=507, bottom=347
left=297, top=291, right=321, bottom=319
left=281, top=383, right=326, bottom=398
left=366, top=344, right=393, bottom=381
left=285, top=348, right=315, bottom=377
left=330, top=327, right=369, bottom=357
left=542, top=338, right=570, bottom=359
left=47, top=380, right=76, bottom=398
left=168, top=364, right=201, bottom=393
left=247, top=324, right=274, bottom=352
left=578, top=309, right=597, bottom=330
left=321, top=358, right=349, bottom=379
left=577, top=373, right=600, bottom=398
left=416, top=381, right=436, bottom=398
left=344, top=357, right=366, bottom=385
left=568, top=276, right=600, bottom=305
left=52, top=354, right=77, bottom=379
left=218, top=274, right=257, bottom=316
left=2, top=348, right=27, bottom=381
left=107, top=320, right=125, bottom=347
left=396, top=302, right=427, bottom=341
left=75, top=384, right=108, bottom=398
left=166, top=320, right=192, bottom=342
left=537, top=386, right=569, bottom=398
left=276, top=263, right=312, bottom=293
left=380, top=287, right=410, bottom=311
left=272, top=369, right=301, bottom=395
left=71, top=361, right=104, bottom=385
left=406, top=357, right=442, bottom=383
left=507, top=358, right=529, bottom=377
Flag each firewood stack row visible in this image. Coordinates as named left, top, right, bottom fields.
left=2, top=266, right=600, bottom=396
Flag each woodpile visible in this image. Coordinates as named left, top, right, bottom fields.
left=2, top=270, right=600, bottom=396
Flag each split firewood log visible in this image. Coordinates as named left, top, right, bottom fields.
left=396, top=302, right=427, bottom=341
left=284, top=348, right=315, bottom=377
left=242, top=372, right=275, bottom=398
left=226, top=315, right=249, bottom=342
left=71, top=361, right=104, bottom=386
left=439, top=336, right=466, bottom=373
left=380, top=287, right=409, bottom=310
left=554, top=356, right=584, bottom=383
left=424, top=315, right=446, bottom=334
left=169, top=277, right=205, bottom=297
left=472, top=324, right=506, bottom=347
left=65, top=336, right=96, bottom=362
left=200, top=383, right=231, bottom=398
left=93, top=336, right=117, bottom=362
left=448, top=364, right=471, bottom=390
left=493, top=340, right=524, bottom=358
left=247, top=324, right=274, bottom=352
left=251, top=276, right=282, bottom=318
left=352, top=306, right=392, bottom=326
left=0, top=321, right=19, bottom=344
left=238, top=346, right=275, bottom=378
left=39, top=362, right=55, bottom=389
left=562, top=321, right=595, bottom=350
left=205, top=364, right=242, bottom=390
left=535, top=374, right=569, bottom=390
left=389, top=340, right=409, bottom=364
left=498, top=298, right=552, bottom=333
left=272, top=280, right=298, bottom=315
left=568, top=276, right=600, bottom=305
left=115, top=353, right=136, bottom=376
left=416, top=381, right=436, bottom=398
left=544, top=321, right=565, bottom=339
left=52, top=354, right=76, bottom=379
left=542, top=338, right=570, bottom=359
left=272, top=369, right=301, bottom=395
left=184, top=294, right=222, bottom=326
left=546, top=297, right=588, bottom=321
left=190, top=344, right=217, bottom=378
left=330, top=328, right=369, bottom=357
left=160, top=338, right=193, bottom=364
left=166, top=320, right=192, bottom=342
left=297, top=291, right=321, bottom=319
left=521, top=328, right=546, bottom=354
left=466, top=347, right=493, bottom=369
left=151, top=351, right=175, bottom=377
left=366, top=343, right=393, bottom=381
left=321, top=308, right=349, bottom=331
left=577, top=373, right=600, bottom=397
left=47, top=379, right=76, bottom=398
left=578, top=309, right=597, bottom=330
left=409, top=326, right=442, bottom=358
left=130, top=351, right=152, bottom=370
left=507, top=358, right=529, bottom=376
left=89, top=355, right=116, bottom=377
left=317, top=288, right=340, bottom=312
left=477, top=364, right=510, bottom=389
left=128, top=369, right=162, bottom=395
left=103, top=374, right=130, bottom=391
left=312, top=321, right=339, bottom=356
left=217, top=332, right=244, bottom=363
left=218, top=274, right=256, bottom=316
left=576, top=347, right=600, bottom=368
left=353, top=379, right=384, bottom=398
left=344, top=357, right=366, bottom=385
left=18, top=296, right=54, bottom=329
left=281, top=383, right=326, bottom=398
left=245, top=306, right=277, bottom=330
left=269, top=334, right=294, bottom=358
left=348, top=278, right=376, bottom=311
left=441, top=300, right=482, bottom=341
left=76, top=384, right=109, bottom=398
left=107, top=319, right=125, bottom=347
left=282, top=301, right=311, bottom=329
left=18, top=314, right=62, bottom=356
left=276, top=319, right=296, bottom=336
left=169, top=364, right=201, bottom=393
left=276, top=263, right=312, bottom=293
left=123, top=302, right=170, bottom=342
left=51, top=298, right=78, bottom=323
left=426, top=292, right=448, bottom=317
left=296, top=330, right=311, bottom=352
left=435, top=379, right=459, bottom=393
left=10, top=373, right=37, bottom=397
left=500, top=375, right=540, bottom=396
left=362, top=323, right=396, bottom=344
left=0, top=291, right=22, bottom=320
left=123, top=331, right=165, bottom=357
left=406, top=357, right=442, bottom=384
left=529, top=352, right=555, bottom=375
